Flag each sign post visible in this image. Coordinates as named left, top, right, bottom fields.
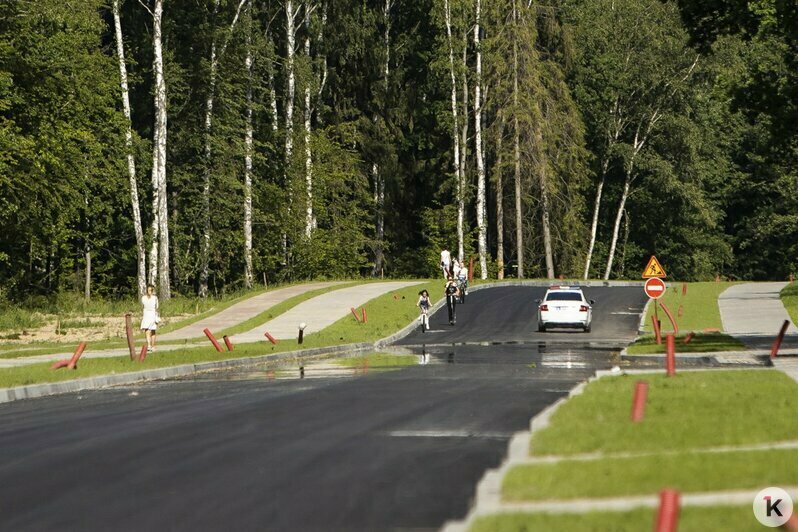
left=642, top=256, right=667, bottom=344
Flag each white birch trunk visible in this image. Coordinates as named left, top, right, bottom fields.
left=495, top=127, right=504, bottom=280
left=85, top=246, right=91, bottom=301
left=513, top=0, right=523, bottom=278
left=303, top=3, right=314, bottom=237
left=604, top=171, right=632, bottom=280
left=474, top=0, right=487, bottom=280
left=372, top=0, right=391, bottom=275
left=459, top=34, right=469, bottom=264
left=283, top=0, right=298, bottom=261
left=199, top=0, right=220, bottom=298
left=152, top=0, right=170, bottom=297
left=268, top=31, right=279, bottom=133
left=113, top=0, right=146, bottom=296
left=583, top=156, right=609, bottom=280
left=244, top=0, right=254, bottom=289
left=444, top=0, right=463, bottom=264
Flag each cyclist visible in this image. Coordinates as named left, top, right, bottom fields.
left=444, top=276, right=460, bottom=325
left=417, top=289, right=431, bottom=330
left=456, top=264, right=468, bottom=304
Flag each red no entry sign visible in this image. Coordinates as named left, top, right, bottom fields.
left=644, top=278, right=667, bottom=299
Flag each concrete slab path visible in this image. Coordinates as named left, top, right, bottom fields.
left=718, top=282, right=798, bottom=349
left=231, top=281, right=423, bottom=342
left=158, top=281, right=347, bottom=341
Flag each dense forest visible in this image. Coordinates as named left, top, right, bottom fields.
left=0, top=0, right=795, bottom=301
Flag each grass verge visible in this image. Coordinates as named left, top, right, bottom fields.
left=531, top=370, right=798, bottom=455
left=641, top=281, right=738, bottom=333
left=471, top=506, right=758, bottom=532
left=782, top=281, right=798, bottom=326
left=503, top=448, right=798, bottom=500
left=625, top=332, right=745, bottom=354
left=0, top=280, right=436, bottom=388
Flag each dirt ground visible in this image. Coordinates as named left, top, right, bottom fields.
left=0, top=315, right=185, bottom=346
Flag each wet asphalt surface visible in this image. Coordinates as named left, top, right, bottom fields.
left=0, top=286, right=648, bottom=531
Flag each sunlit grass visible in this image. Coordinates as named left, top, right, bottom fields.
left=641, top=281, right=738, bottom=333
left=781, top=281, right=798, bottom=327
left=626, top=332, right=745, bottom=354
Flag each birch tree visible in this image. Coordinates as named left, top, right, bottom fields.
left=370, top=0, right=391, bottom=275
left=199, top=0, right=247, bottom=297
left=283, top=0, right=301, bottom=260
left=512, top=0, right=523, bottom=278
left=474, top=0, right=487, bottom=279
left=112, top=0, right=146, bottom=296
left=138, top=0, right=170, bottom=297
left=243, top=0, right=254, bottom=289
left=443, top=0, right=464, bottom=264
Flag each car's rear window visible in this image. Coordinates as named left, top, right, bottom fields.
left=546, top=292, right=583, bottom=301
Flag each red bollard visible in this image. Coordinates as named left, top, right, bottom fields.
left=783, top=513, right=798, bottom=531
left=51, top=342, right=88, bottom=370
left=659, top=303, right=679, bottom=334
left=203, top=328, right=223, bottom=352
left=361, top=307, right=367, bottom=323
left=681, top=283, right=687, bottom=296
left=468, top=257, right=474, bottom=282
left=264, top=332, right=279, bottom=345
left=138, top=344, right=148, bottom=362
left=223, top=335, right=234, bottom=352
left=677, top=305, right=684, bottom=317
left=790, top=273, right=795, bottom=283
left=666, top=333, right=676, bottom=377
left=124, top=313, right=136, bottom=360
left=683, top=332, right=695, bottom=345
left=630, top=380, right=648, bottom=422
left=654, top=489, right=680, bottom=532
left=771, top=320, right=790, bottom=358
left=350, top=307, right=361, bottom=323
left=715, top=274, right=720, bottom=283
left=652, top=315, right=662, bottom=345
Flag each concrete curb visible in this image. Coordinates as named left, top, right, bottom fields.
left=0, top=342, right=372, bottom=404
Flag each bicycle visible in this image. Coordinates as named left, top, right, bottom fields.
left=419, top=305, right=429, bottom=332
left=457, top=277, right=468, bottom=304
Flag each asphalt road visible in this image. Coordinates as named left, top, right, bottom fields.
left=0, top=286, right=647, bottom=531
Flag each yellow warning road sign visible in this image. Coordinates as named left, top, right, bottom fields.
left=642, top=255, right=667, bottom=278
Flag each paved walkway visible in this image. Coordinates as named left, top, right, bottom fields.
left=718, top=282, right=798, bottom=349
left=159, top=281, right=347, bottom=341
left=0, top=281, right=420, bottom=368
left=231, top=281, right=422, bottom=342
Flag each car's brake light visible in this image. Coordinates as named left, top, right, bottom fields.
left=579, top=305, right=589, bottom=312
left=539, top=304, right=548, bottom=311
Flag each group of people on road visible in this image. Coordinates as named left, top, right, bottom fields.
left=417, top=247, right=469, bottom=327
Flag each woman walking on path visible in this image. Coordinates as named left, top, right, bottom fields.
left=140, top=285, right=160, bottom=352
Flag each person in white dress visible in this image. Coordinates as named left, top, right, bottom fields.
left=140, top=285, right=160, bottom=352
left=440, top=248, right=451, bottom=278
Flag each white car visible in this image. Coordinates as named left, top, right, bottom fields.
left=537, top=286, right=594, bottom=332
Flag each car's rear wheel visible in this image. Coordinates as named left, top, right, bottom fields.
left=584, top=324, right=591, bottom=333
left=538, top=322, right=546, bottom=332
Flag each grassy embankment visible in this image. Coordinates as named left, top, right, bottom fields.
left=473, top=370, right=798, bottom=531
left=0, top=280, right=438, bottom=388
left=627, top=281, right=744, bottom=354
left=0, top=281, right=358, bottom=359
left=781, top=281, right=798, bottom=326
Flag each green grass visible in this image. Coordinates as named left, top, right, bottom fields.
left=335, top=353, right=419, bottom=368
left=625, top=332, right=746, bottom=354
left=471, top=506, right=759, bottom=532
left=782, top=281, right=798, bottom=326
left=0, top=308, right=47, bottom=332
left=0, top=280, right=437, bottom=388
left=502, top=448, right=798, bottom=501
left=531, top=370, right=798, bottom=456
left=641, top=281, right=738, bottom=333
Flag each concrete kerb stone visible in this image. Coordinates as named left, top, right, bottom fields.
left=0, top=342, right=374, bottom=404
